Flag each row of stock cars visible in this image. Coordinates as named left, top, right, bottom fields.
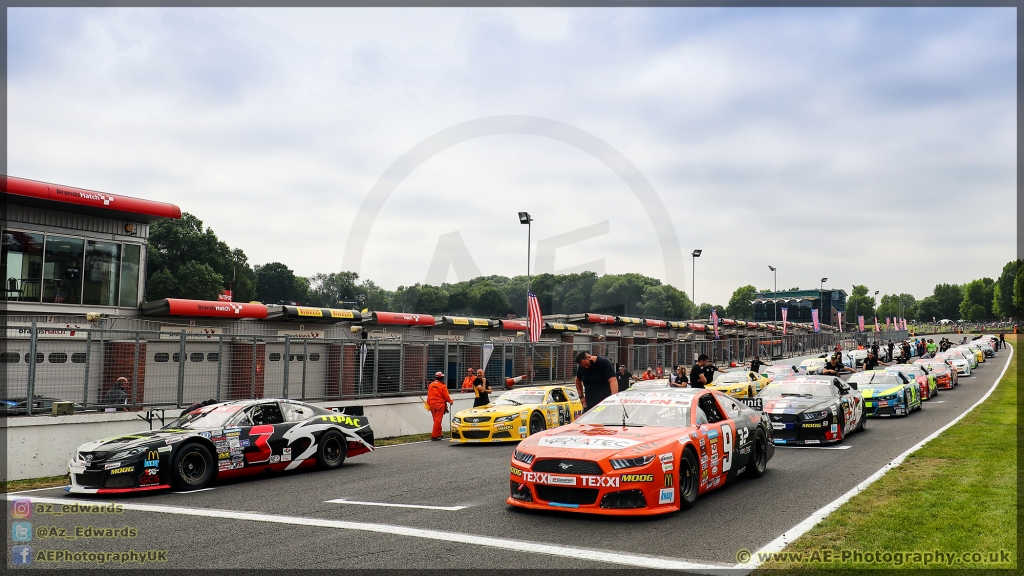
left=63, top=336, right=1000, bottom=518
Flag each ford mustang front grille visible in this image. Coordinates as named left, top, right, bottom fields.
left=535, top=485, right=599, bottom=505
left=600, top=490, right=647, bottom=509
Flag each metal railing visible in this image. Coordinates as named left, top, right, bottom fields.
left=3, top=324, right=908, bottom=414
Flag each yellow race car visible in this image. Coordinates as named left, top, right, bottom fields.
left=707, top=370, right=769, bottom=398
left=450, top=385, right=583, bottom=443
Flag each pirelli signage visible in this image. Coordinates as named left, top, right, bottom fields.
left=443, top=316, right=493, bottom=328
left=283, top=306, right=360, bottom=323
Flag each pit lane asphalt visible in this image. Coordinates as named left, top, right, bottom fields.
left=18, top=341, right=1008, bottom=570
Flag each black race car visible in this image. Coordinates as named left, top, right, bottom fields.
left=758, top=375, right=866, bottom=445
left=67, top=399, right=374, bottom=494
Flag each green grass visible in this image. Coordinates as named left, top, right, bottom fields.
left=756, top=336, right=1017, bottom=570
left=1, top=474, right=69, bottom=493
left=374, top=431, right=449, bottom=446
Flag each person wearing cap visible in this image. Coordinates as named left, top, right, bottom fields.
left=574, top=351, right=617, bottom=412
left=655, top=365, right=664, bottom=378
left=821, top=353, right=855, bottom=376
left=615, top=365, right=634, bottom=392
left=863, top=350, right=888, bottom=371
left=461, top=367, right=477, bottom=390
left=641, top=367, right=656, bottom=381
left=426, top=371, right=453, bottom=441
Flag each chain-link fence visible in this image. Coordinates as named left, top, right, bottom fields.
left=3, top=325, right=908, bottom=415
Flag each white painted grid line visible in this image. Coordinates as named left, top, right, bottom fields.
left=5, top=494, right=732, bottom=573
left=326, top=498, right=467, bottom=511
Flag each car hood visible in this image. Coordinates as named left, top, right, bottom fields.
left=75, top=429, right=201, bottom=460
left=708, top=381, right=749, bottom=390
left=861, top=385, right=903, bottom=398
left=454, top=404, right=531, bottom=419
left=517, top=423, right=691, bottom=458
left=762, top=396, right=834, bottom=414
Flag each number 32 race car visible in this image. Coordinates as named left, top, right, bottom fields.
left=67, top=399, right=374, bottom=494
left=508, top=387, right=774, bottom=515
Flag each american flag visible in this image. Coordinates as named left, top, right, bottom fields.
left=527, top=291, right=542, bottom=343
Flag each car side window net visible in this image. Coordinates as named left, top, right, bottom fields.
left=698, top=396, right=724, bottom=423
left=259, top=403, right=285, bottom=425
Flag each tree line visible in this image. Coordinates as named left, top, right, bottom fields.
left=145, top=213, right=1021, bottom=322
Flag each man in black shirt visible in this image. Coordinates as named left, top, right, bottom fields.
left=863, top=351, right=888, bottom=371
left=749, top=355, right=769, bottom=374
left=689, top=354, right=715, bottom=389
left=615, top=365, right=634, bottom=392
left=886, top=340, right=895, bottom=362
left=472, top=369, right=492, bottom=407
left=821, top=353, right=856, bottom=376
left=574, top=352, right=618, bottom=411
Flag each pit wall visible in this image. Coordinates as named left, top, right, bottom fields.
left=2, top=392, right=477, bottom=481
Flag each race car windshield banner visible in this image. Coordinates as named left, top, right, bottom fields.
left=781, top=307, right=787, bottom=335
left=858, top=315, right=865, bottom=332
left=811, top=309, right=820, bottom=332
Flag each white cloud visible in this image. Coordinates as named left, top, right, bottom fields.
left=6, top=7, right=1016, bottom=305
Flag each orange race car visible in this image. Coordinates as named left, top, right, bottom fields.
left=507, top=387, right=775, bottom=516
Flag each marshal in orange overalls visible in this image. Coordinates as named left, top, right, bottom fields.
left=427, top=374, right=453, bottom=440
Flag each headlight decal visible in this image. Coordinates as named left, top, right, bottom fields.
left=610, top=455, right=655, bottom=470
left=513, top=449, right=535, bottom=465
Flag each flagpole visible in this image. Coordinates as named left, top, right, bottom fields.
left=519, top=212, right=533, bottom=384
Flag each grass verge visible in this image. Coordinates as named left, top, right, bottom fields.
left=374, top=431, right=449, bottom=446
left=755, top=336, right=1017, bottom=570
left=2, top=474, right=69, bottom=493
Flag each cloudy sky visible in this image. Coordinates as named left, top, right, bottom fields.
left=7, top=7, right=1016, bottom=305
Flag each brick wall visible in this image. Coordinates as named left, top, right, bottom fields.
left=328, top=343, right=345, bottom=397
left=101, top=341, right=146, bottom=405
left=403, top=344, right=426, bottom=393
left=228, top=341, right=265, bottom=400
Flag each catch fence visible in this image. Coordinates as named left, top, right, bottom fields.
left=4, top=325, right=907, bottom=414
